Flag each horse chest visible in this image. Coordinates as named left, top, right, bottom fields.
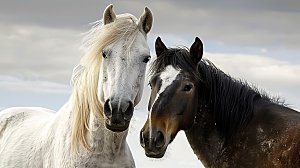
left=74, top=131, right=134, bottom=168
left=76, top=151, right=134, bottom=168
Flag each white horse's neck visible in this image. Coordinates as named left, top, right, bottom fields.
left=54, top=99, right=131, bottom=167
left=87, top=112, right=128, bottom=155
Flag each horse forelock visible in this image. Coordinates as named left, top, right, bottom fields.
left=70, top=15, right=141, bottom=153
left=81, top=14, right=140, bottom=57
left=150, top=47, right=201, bottom=81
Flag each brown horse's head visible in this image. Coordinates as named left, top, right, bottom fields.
left=140, top=37, right=203, bottom=158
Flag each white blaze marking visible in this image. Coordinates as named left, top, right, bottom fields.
left=148, top=65, right=180, bottom=143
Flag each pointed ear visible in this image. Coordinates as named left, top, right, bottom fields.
left=103, top=4, right=116, bottom=25
left=155, top=37, right=167, bottom=57
left=138, top=7, right=153, bottom=34
left=190, top=37, right=203, bottom=64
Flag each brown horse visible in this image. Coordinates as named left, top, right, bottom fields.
left=140, top=37, right=300, bottom=168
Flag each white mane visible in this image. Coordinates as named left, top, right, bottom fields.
left=70, top=14, right=141, bottom=152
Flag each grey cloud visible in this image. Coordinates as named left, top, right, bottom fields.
left=165, top=0, right=300, bottom=12
left=0, top=75, right=71, bottom=94
left=0, top=0, right=145, bottom=29
left=149, top=1, right=300, bottom=50
left=0, top=0, right=299, bottom=110
left=1, top=0, right=300, bottom=50
left=0, top=24, right=81, bottom=83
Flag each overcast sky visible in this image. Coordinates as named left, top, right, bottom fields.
left=1, top=0, right=300, bottom=81
left=0, top=1, right=299, bottom=167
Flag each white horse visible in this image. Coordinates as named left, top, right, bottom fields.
left=0, top=4, right=153, bottom=168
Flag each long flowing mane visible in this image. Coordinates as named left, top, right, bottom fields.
left=198, top=59, right=261, bottom=139
left=71, top=15, right=141, bottom=152
left=150, top=47, right=284, bottom=139
left=198, top=59, right=287, bottom=139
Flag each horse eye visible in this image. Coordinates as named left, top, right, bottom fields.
left=148, top=82, right=152, bottom=89
left=102, top=51, right=107, bottom=58
left=143, top=56, right=151, bottom=63
left=183, top=84, right=193, bottom=92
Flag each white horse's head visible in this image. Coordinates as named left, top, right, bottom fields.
left=98, top=5, right=153, bottom=132
left=71, top=4, right=153, bottom=144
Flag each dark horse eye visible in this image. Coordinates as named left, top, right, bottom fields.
left=148, top=82, right=152, bottom=89
left=102, top=51, right=107, bottom=58
left=183, top=84, right=193, bottom=92
left=143, top=56, right=151, bottom=63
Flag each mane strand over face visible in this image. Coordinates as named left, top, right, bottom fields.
left=70, top=16, right=140, bottom=153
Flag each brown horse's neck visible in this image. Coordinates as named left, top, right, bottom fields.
left=184, top=103, right=224, bottom=167
left=185, top=98, right=300, bottom=168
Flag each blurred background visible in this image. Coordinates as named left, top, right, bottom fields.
left=0, top=0, right=299, bottom=167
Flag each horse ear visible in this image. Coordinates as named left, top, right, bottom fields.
left=155, top=37, right=167, bottom=57
left=138, top=7, right=153, bottom=34
left=103, top=4, right=116, bottom=25
left=190, top=37, right=203, bottom=64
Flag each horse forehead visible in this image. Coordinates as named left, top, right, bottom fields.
left=134, top=32, right=149, bottom=47
left=117, top=13, right=138, bottom=23
left=123, top=33, right=149, bottom=52
left=108, top=36, right=148, bottom=55
left=158, top=65, right=181, bottom=94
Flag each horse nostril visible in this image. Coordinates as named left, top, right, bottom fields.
left=140, top=130, right=151, bottom=148
left=155, top=131, right=165, bottom=148
left=104, top=99, right=112, bottom=118
left=140, top=131, right=146, bottom=148
left=124, top=101, right=134, bottom=121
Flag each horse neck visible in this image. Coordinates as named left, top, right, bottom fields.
left=185, top=101, right=225, bottom=167
left=54, top=100, right=128, bottom=157
left=186, top=97, right=300, bottom=167
left=184, top=61, right=260, bottom=167
left=87, top=112, right=129, bottom=154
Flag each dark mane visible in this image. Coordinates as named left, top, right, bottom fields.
left=150, top=48, right=201, bottom=80
left=198, top=59, right=279, bottom=139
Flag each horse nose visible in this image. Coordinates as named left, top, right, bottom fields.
left=154, top=131, right=165, bottom=148
left=104, top=99, right=112, bottom=118
left=140, top=130, right=165, bottom=149
left=140, top=130, right=148, bottom=148
left=103, top=99, right=134, bottom=122
left=124, top=101, right=134, bottom=121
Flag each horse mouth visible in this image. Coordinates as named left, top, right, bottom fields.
left=145, top=147, right=167, bottom=158
left=105, top=122, right=129, bottom=132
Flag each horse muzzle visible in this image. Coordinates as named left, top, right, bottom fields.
left=140, top=129, right=167, bottom=158
left=103, top=99, right=134, bottom=132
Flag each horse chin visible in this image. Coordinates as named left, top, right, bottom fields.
left=145, top=147, right=167, bottom=158
left=105, top=122, right=129, bottom=132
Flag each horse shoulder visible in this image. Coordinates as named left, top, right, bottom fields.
left=251, top=103, right=300, bottom=167
left=0, top=107, right=56, bottom=167
left=0, top=107, right=54, bottom=131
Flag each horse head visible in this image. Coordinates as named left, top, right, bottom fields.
left=97, top=5, right=153, bottom=132
left=140, top=37, right=203, bottom=158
